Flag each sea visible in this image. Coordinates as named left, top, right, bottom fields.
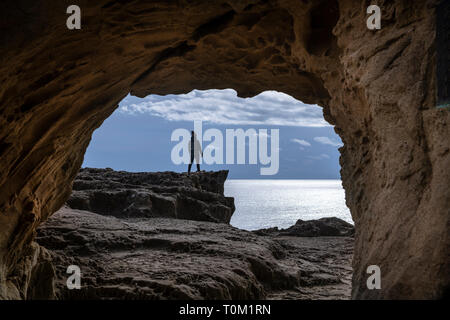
left=224, top=179, right=352, bottom=231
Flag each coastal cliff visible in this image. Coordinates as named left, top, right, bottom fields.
left=34, top=169, right=353, bottom=300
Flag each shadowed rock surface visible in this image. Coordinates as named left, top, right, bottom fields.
left=253, top=217, right=354, bottom=237
left=33, top=170, right=352, bottom=300
left=67, top=168, right=234, bottom=223
left=36, top=207, right=353, bottom=300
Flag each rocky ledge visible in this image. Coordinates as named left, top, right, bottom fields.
left=253, top=217, right=354, bottom=237
left=66, top=168, right=235, bottom=223
left=35, top=169, right=354, bottom=300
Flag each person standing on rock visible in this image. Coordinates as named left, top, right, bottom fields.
left=188, top=130, right=202, bottom=173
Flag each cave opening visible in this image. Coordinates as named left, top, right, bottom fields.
left=0, top=0, right=446, bottom=302
left=31, top=88, right=355, bottom=299
left=81, top=88, right=352, bottom=231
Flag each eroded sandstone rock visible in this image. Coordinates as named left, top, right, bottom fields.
left=0, top=0, right=448, bottom=299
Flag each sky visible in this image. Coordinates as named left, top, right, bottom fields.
left=83, top=89, right=343, bottom=179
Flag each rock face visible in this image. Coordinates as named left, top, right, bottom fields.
left=254, top=217, right=355, bottom=237
left=0, top=0, right=448, bottom=299
left=36, top=207, right=353, bottom=300
left=67, top=168, right=234, bottom=223
left=34, top=169, right=351, bottom=300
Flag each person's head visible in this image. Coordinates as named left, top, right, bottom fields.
left=191, top=130, right=196, bottom=138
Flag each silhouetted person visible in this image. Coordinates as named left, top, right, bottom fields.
left=188, top=130, right=202, bottom=174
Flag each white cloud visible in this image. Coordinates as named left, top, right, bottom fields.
left=119, top=89, right=329, bottom=127
left=313, top=136, right=343, bottom=147
left=291, top=139, right=311, bottom=147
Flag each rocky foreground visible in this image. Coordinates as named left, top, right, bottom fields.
left=36, top=169, right=353, bottom=300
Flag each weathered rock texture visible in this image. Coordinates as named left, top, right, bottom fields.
left=254, top=217, right=354, bottom=237
left=67, top=168, right=234, bottom=223
left=36, top=207, right=353, bottom=300
left=0, top=0, right=448, bottom=299
left=33, top=170, right=352, bottom=300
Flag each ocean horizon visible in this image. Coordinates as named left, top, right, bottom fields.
left=225, top=179, right=352, bottom=231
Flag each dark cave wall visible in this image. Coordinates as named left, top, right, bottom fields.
left=0, top=0, right=448, bottom=299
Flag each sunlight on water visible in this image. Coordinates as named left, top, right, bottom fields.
left=225, top=180, right=352, bottom=231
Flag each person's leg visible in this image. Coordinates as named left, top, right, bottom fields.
left=195, top=154, right=200, bottom=172
left=188, top=154, right=194, bottom=173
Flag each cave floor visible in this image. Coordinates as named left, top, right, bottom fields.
left=36, top=207, right=353, bottom=300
